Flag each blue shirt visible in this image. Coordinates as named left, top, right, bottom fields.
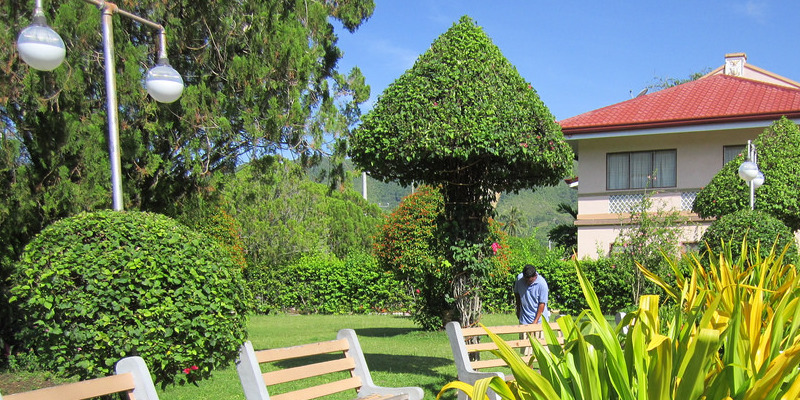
left=514, top=272, right=550, bottom=324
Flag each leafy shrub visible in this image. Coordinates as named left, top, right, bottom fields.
left=481, top=236, right=633, bottom=316
left=701, top=209, right=797, bottom=262
left=10, top=211, right=250, bottom=386
left=248, top=252, right=410, bottom=314
left=443, top=242, right=800, bottom=400
left=374, top=185, right=509, bottom=329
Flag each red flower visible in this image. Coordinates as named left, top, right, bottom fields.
left=191, top=365, right=199, bottom=370
left=520, top=142, right=528, bottom=148
left=183, top=368, right=191, bottom=374
left=491, top=242, right=500, bottom=254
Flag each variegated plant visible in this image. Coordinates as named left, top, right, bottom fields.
left=438, top=240, right=800, bottom=400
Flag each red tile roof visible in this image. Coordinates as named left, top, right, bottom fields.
left=560, top=74, right=800, bottom=135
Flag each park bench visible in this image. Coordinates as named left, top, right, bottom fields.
left=0, top=356, right=158, bottom=400
left=445, top=321, right=564, bottom=400
left=236, top=328, right=424, bottom=400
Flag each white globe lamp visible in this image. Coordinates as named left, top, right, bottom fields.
left=145, top=61, right=184, bottom=103
left=752, top=171, right=765, bottom=189
left=738, top=160, right=758, bottom=182
left=17, top=16, right=66, bottom=71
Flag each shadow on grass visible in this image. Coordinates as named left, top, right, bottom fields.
left=364, top=353, right=455, bottom=398
left=352, top=327, right=419, bottom=337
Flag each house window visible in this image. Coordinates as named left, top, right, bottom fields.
left=607, top=150, right=677, bottom=190
left=723, top=145, right=746, bottom=165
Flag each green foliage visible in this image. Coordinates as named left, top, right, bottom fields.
left=694, top=117, right=800, bottom=231
left=483, top=235, right=631, bottom=315
left=441, top=242, right=800, bottom=400
left=223, top=157, right=383, bottom=269
left=247, top=252, right=410, bottom=315
left=9, top=211, right=249, bottom=387
left=701, top=209, right=798, bottom=263
left=374, top=185, right=509, bottom=329
left=612, top=191, right=688, bottom=304
left=498, top=206, right=528, bottom=237
left=547, top=202, right=577, bottom=257
left=0, top=0, right=373, bottom=357
left=350, top=15, right=572, bottom=328
left=349, top=15, right=572, bottom=192
left=373, top=185, right=450, bottom=330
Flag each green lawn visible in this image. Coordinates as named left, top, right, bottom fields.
left=161, top=313, right=519, bottom=400
left=1, top=313, right=519, bottom=399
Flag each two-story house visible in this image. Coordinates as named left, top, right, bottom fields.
left=560, top=53, right=800, bottom=259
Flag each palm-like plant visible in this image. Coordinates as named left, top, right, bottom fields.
left=438, top=240, right=800, bottom=400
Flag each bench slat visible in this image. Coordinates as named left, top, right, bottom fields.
left=4, top=373, right=135, bottom=400
left=255, top=338, right=350, bottom=363
left=459, top=322, right=560, bottom=337
left=262, top=357, right=356, bottom=385
left=471, top=355, right=533, bottom=370
left=466, top=338, right=551, bottom=352
left=270, top=376, right=362, bottom=400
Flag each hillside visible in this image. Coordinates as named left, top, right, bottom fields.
left=349, top=168, right=577, bottom=245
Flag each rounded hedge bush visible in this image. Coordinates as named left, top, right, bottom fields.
left=10, top=210, right=250, bottom=386
left=701, top=209, right=798, bottom=263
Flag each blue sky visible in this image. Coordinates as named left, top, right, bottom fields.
left=334, top=1, right=800, bottom=121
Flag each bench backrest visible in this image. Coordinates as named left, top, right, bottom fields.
left=0, top=356, right=158, bottom=400
left=236, top=329, right=423, bottom=400
left=446, top=321, right=564, bottom=373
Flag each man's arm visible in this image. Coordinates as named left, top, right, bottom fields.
left=534, top=302, right=545, bottom=324
left=514, top=293, right=521, bottom=320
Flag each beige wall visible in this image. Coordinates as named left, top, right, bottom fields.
left=573, top=125, right=763, bottom=258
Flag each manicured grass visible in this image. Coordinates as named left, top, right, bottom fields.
left=158, top=313, right=518, bottom=400
left=0, top=313, right=519, bottom=399
left=3, top=312, right=610, bottom=399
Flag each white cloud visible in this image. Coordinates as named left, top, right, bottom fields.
left=734, top=0, right=768, bottom=23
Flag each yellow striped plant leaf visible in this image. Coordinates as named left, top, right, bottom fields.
left=482, top=325, right=563, bottom=400
left=573, top=259, right=634, bottom=400
left=744, top=340, right=800, bottom=400
left=674, top=328, right=721, bottom=399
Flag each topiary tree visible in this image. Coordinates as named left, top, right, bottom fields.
left=693, top=117, right=800, bottom=231
left=349, top=16, right=572, bottom=328
left=10, top=210, right=250, bottom=387
left=701, top=209, right=798, bottom=263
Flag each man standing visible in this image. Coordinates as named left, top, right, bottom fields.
left=514, top=264, right=550, bottom=324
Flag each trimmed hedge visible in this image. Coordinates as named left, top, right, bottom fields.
left=248, top=252, right=411, bottom=314
left=701, top=209, right=798, bottom=263
left=10, top=211, right=249, bottom=386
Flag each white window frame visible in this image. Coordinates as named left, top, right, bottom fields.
left=607, top=149, right=677, bottom=190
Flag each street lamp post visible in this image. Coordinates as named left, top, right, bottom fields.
left=16, top=0, right=184, bottom=211
left=737, top=140, right=764, bottom=210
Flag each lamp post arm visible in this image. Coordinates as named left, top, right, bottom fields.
left=81, top=0, right=171, bottom=61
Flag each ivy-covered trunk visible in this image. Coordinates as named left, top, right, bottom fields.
left=441, top=183, right=494, bottom=328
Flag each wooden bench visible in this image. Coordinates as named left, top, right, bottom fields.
left=0, top=356, right=158, bottom=400
left=236, top=328, right=424, bottom=400
left=445, top=321, right=564, bottom=400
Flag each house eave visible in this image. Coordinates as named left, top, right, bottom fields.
left=562, top=114, right=800, bottom=141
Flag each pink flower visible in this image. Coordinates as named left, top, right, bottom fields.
left=183, top=368, right=191, bottom=374
left=491, top=242, right=500, bottom=254
left=520, top=142, right=528, bottom=148
left=415, top=289, right=420, bottom=294
left=191, top=365, right=199, bottom=371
